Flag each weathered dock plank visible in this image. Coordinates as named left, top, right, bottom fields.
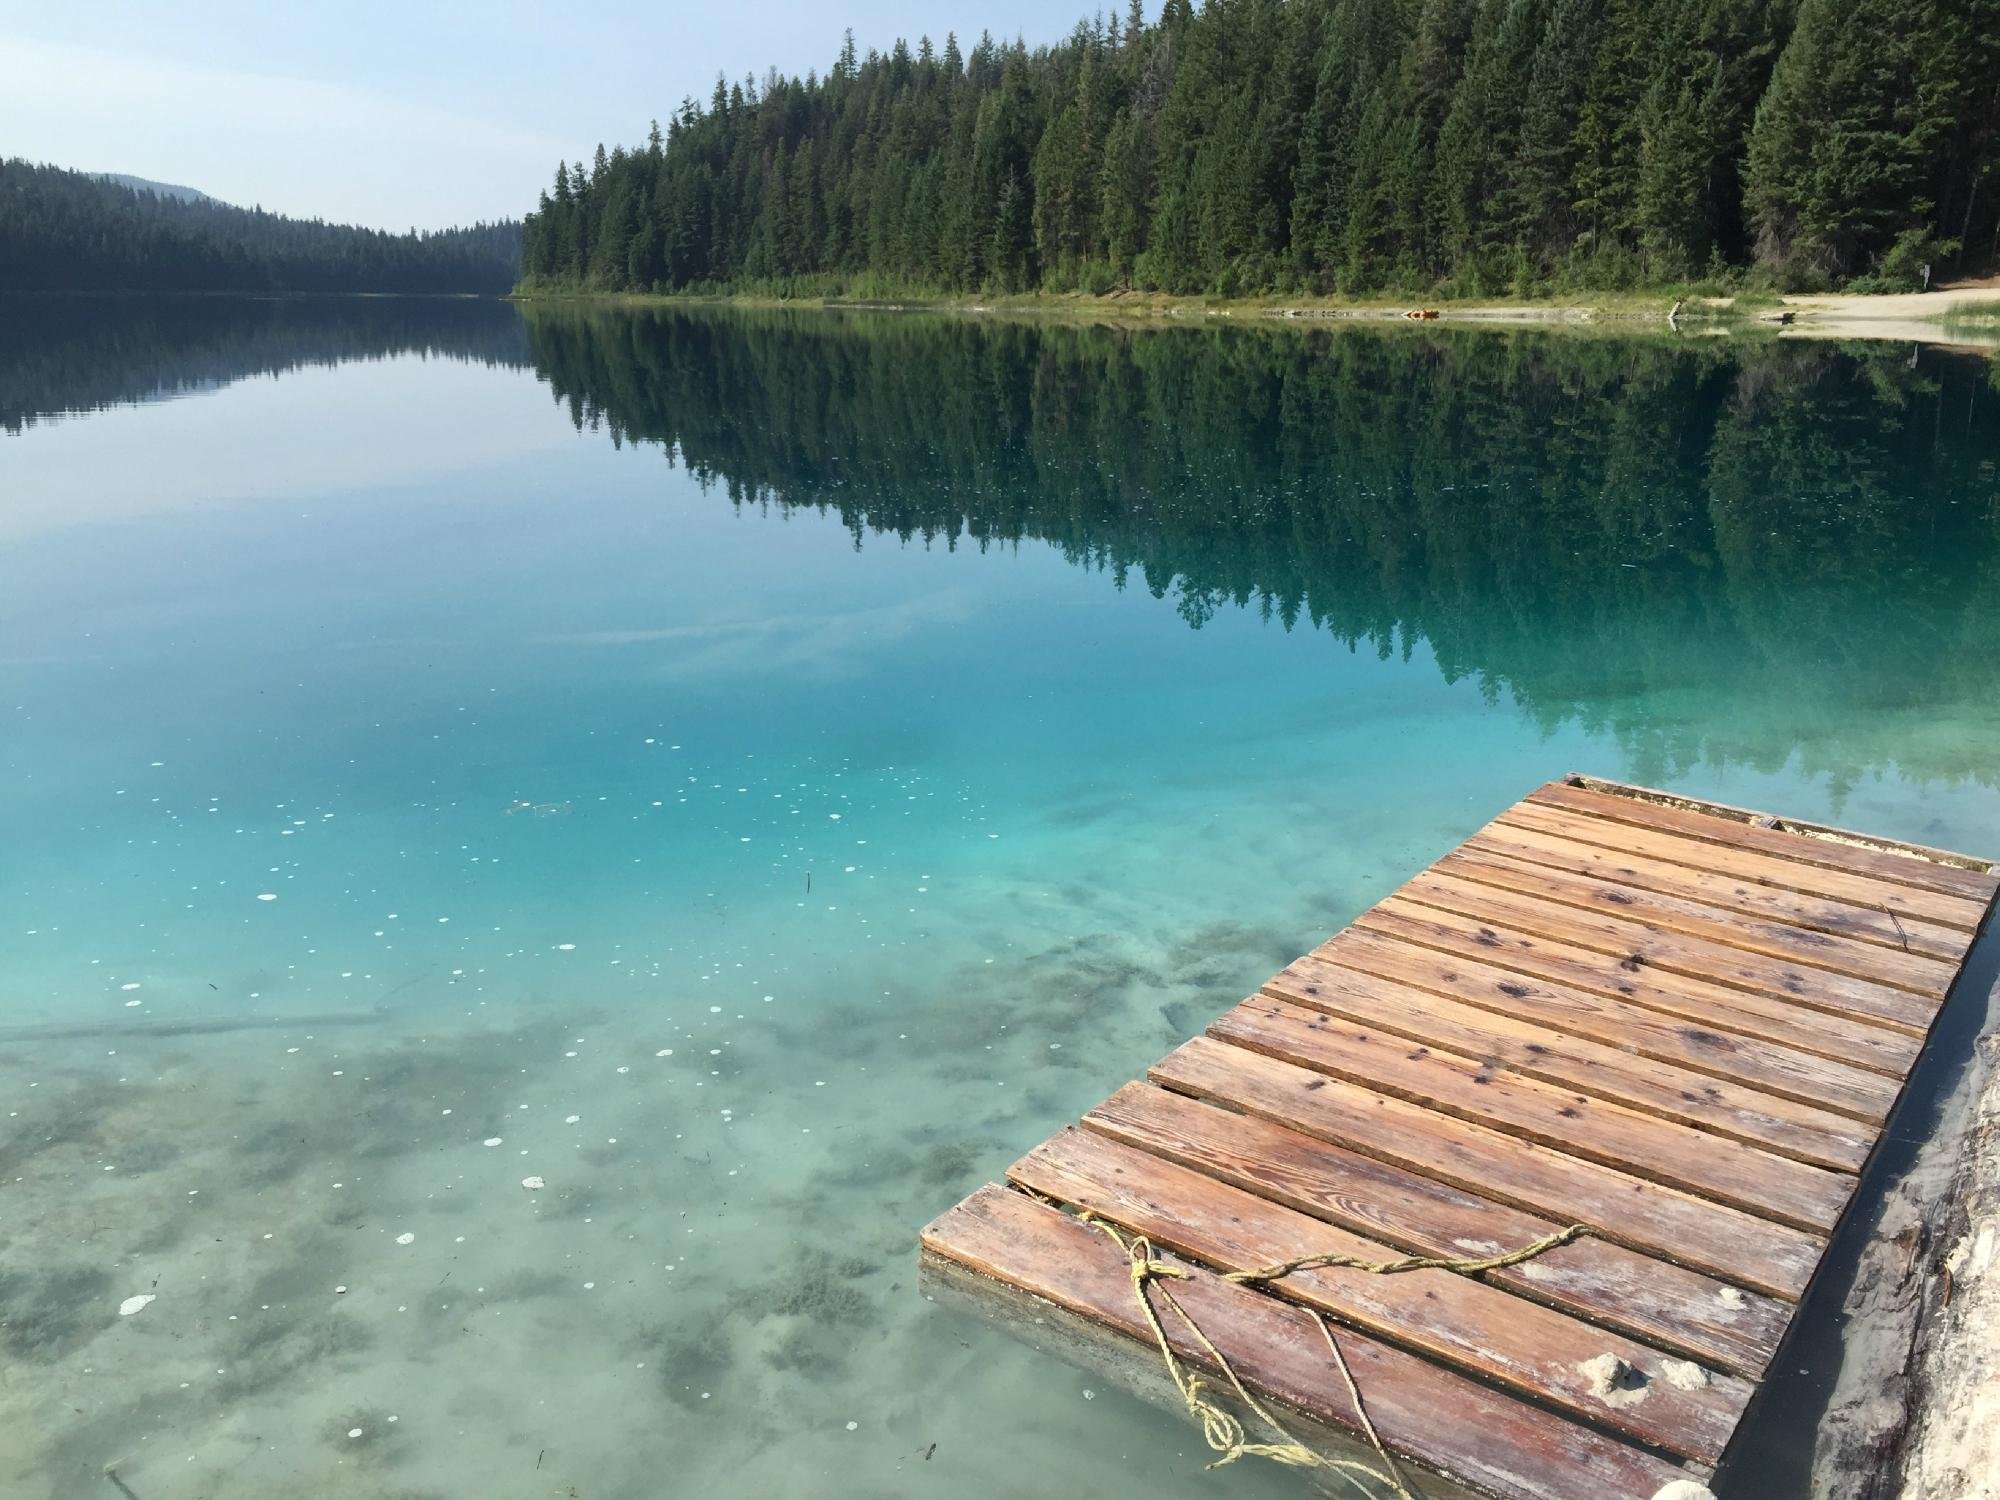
left=1217, top=993, right=1866, bottom=1203
left=1083, top=1082, right=1791, bottom=1379
left=1396, top=870, right=1942, bottom=1031
left=1525, top=781, right=1999, bottom=907
left=919, top=776, right=1996, bottom=1500
left=1312, top=923, right=1904, bottom=1119
left=1353, top=900, right=1923, bottom=1078
left=1267, top=950, right=1878, bottom=1167
left=925, top=1185, right=1694, bottom=1500
left=1464, top=821, right=1969, bottom=960
left=1151, top=1033, right=1826, bottom=1296
left=1435, top=844, right=1962, bottom=993
left=1498, top=800, right=1993, bottom=933
left=1008, top=1127, right=1755, bottom=1460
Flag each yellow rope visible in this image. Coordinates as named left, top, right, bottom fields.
left=1082, top=1214, right=1594, bottom=1500
left=1221, top=1222, right=1590, bottom=1286
left=1084, top=1215, right=1412, bottom=1500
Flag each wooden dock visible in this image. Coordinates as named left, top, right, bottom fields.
left=920, top=776, right=1998, bottom=1499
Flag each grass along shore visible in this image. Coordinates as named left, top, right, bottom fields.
left=509, top=282, right=2000, bottom=347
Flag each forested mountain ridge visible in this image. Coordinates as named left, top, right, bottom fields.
left=1, top=159, right=522, bottom=294
left=520, top=0, right=2000, bottom=299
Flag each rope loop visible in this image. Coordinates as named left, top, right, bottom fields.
left=1077, top=1211, right=1594, bottom=1500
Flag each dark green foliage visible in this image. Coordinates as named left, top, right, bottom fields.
left=0, top=159, right=520, bottom=293
left=1746, top=0, right=2000, bottom=285
left=522, top=0, right=2000, bottom=296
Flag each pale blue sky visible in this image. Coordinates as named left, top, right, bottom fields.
left=0, top=0, right=1110, bottom=231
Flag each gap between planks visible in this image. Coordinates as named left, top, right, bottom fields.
left=1392, top=869, right=1942, bottom=1034
left=1552, top=776, right=2000, bottom=880
left=1352, top=900, right=1926, bottom=1077
left=1305, top=926, right=1905, bottom=1121
left=1264, top=950, right=1876, bottom=1170
left=1532, top=780, right=1998, bottom=906
left=1206, top=997, right=1855, bottom=1233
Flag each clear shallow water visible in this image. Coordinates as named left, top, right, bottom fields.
left=2, top=297, right=1998, bottom=1500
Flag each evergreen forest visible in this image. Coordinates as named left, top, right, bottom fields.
left=1, top=160, right=522, bottom=294
left=520, top=0, right=2000, bottom=299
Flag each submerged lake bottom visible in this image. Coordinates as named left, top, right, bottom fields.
left=2, top=295, right=1998, bottom=1499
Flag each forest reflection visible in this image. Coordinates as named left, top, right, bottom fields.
left=0, top=293, right=528, bottom=433
left=8, top=295, right=1996, bottom=790
left=521, top=305, right=2000, bottom=791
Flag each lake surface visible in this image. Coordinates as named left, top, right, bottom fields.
left=3, top=296, right=1997, bottom=1500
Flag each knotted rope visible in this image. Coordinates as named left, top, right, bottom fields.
left=1221, top=1222, right=1589, bottom=1286
left=1081, top=1214, right=1594, bottom=1500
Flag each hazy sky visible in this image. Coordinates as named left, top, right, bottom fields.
left=0, top=0, right=1106, bottom=231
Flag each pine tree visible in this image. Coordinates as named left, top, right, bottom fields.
left=1748, top=0, right=1978, bottom=284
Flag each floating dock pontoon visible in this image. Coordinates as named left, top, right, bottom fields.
left=921, top=776, right=1998, bottom=1499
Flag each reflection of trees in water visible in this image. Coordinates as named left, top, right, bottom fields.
left=522, top=307, right=2000, bottom=790
left=0, top=294, right=530, bottom=433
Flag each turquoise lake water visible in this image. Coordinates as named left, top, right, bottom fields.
left=3, top=297, right=1998, bottom=1499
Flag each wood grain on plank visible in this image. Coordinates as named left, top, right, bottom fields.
left=1009, top=1126, right=1753, bottom=1460
left=1466, top=820, right=1969, bottom=962
left=1351, top=901, right=1920, bottom=1081
left=1528, top=781, right=2000, bottom=906
left=1084, top=1081, right=1787, bottom=1378
left=1436, top=844, right=1961, bottom=995
left=1312, top=926, right=1900, bottom=1123
left=1210, top=996, right=1853, bottom=1232
left=1499, top=800, right=1991, bottom=934
left=1150, top=1035, right=1824, bottom=1298
left=1393, top=872, right=1940, bottom=1035
left=1265, top=951, right=1874, bottom=1171
left=921, top=1183, right=1697, bottom=1500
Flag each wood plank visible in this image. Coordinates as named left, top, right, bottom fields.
left=1568, top=775, right=1997, bottom=870
left=1467, top=819, right=1969, bottom=961
left=923, top=1184, right=1698, bottom=1500
left=1529, top=780, right=2000, bottom=905
left=1009, top=1126, right=1754, bottom=1461
left=1151, top=1034, right=1824, bottom=1298
left=1395, top=871, right=1940, bottom=1035
left=1501, top=800, right=1992, bottom=935
left=1315, top=925, right=1901, bottom=1124
left=1085, top=1081, right=1788, bottom=1379
left=1265, top=951, right=1874, bottom=1171
left=1210, top=996, right=1853, bottom=1232
left=1352, top=901, right=1921, bottom=1081
left=1438, top=843, right=1962, bottom=995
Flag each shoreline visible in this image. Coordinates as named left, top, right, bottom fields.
left=510, top=285, right=2000, bottom=349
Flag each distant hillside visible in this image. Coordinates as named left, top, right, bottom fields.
left=1, top=159, right=520, bottom=294
left=97, top=172, right=217, bottom=205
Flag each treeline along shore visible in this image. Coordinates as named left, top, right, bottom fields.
left=519, top=0, right=2000, bottom=301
